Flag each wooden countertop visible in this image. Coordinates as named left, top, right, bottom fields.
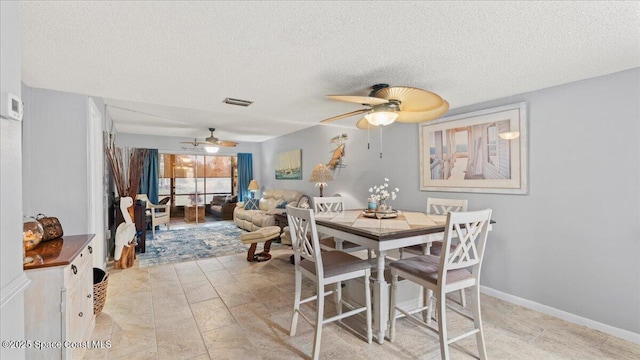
left=24, top=234, right=95, bottom=270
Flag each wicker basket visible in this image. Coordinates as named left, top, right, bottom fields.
left=93, top=270, right=109, bottom=315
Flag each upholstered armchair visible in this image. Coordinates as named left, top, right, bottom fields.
left=137, top=194, right=170, bottom=237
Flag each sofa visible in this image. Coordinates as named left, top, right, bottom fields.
left=234, top=189, right=309, bottom=232
left=208, top=194, right=237, bottom=220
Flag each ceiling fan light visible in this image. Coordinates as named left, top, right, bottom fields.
left=365, top=111, right=398, bottom=126
left=205, top=146, right=219, bottom=153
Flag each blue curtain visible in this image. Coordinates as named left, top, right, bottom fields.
left=139, top=149, right=159, bottom=204
left=237, top=153, right=253, bottom=202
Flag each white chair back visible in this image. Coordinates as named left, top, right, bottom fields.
left=313, top=196, right=344, bottom=213
left=427, top=198, right=468, bottom=215
left=440, top=209, right=492, bottom=275
left=286, top=205, right=324, bottom=277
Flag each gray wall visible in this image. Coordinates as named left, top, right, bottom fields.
left=260, top=68, right=640, bottom=336
left=21, top=86, right=90, bottom=235
left=0, top=2, right=27, bottom=359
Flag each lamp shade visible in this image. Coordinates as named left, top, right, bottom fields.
left=247, top=179, right=260, bottom=191
left=309, top=164, right=333, bottom=184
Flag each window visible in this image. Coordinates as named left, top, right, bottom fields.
left=159, top=154, right=237, bottom=207
left=486, top=124, right=498, bottom=168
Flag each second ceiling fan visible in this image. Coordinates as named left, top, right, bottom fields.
left=180, top=128, right=238, bottom=152
left=320, top=84, right=449, bottom=129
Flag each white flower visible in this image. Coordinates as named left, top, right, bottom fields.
left=369, top=178, right=399, bottom=203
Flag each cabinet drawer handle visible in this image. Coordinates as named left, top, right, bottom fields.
left=79, top=312, right=83, bottom=317
left=88, top=246, right=93, bottom=254
left=72, top=265, right=77, bottom=275
left=87, top=293, right=92, bottom=299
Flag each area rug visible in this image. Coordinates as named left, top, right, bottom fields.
left=138, top=221, right=251, bottom=268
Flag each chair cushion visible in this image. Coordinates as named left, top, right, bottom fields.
left=389, top=255, right=472, bottom=285
left=300, top=251, right=371, bottom=278
left=158, top=197, right=170, bottom=205
left=244, top=198, right=259, bottom=210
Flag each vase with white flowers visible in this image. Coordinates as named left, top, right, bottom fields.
left=369, top=178, right=399, bottom=212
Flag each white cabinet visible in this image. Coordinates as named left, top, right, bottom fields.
left=24, top=235, right=96, bottom=360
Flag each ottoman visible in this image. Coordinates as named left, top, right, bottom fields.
left=240, top=226, right=281, bottom=262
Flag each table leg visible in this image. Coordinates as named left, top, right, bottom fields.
left=373, top=250, right=388, bottom=344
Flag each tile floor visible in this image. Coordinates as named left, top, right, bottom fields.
left=85, top=247, right=640, bottom=360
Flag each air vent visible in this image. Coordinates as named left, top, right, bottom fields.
left=222, top=97, right=253, bottom=107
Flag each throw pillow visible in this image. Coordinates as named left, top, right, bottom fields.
left=244, top=198, right=259, bottom=210
left=275, top=200, right=287, bottom=209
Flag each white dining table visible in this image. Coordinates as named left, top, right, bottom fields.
left=313, top=209, right=455, bottom=344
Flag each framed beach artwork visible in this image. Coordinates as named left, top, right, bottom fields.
left=275, top=149, right=302, bottom=180
left=419, top=102, right=528, bottom=194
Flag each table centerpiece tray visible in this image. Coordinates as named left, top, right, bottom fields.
left=362, top=209, right=398, bottom=219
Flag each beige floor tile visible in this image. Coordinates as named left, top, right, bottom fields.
left=203, top=269, right=238, bottom=287
left=176, top=267, right=208, bottom=285
left=214, top=283, right=256, bottom=308
left=217, top=252, right=246, bottom=264
left=602, top=334, right=640, bottom=359
left=182, top=279, right=219, bottom=304
left=105, top=322, right=156, bottom=359
left=155, top=317, right=207, bottom=360
left=85, top=239, right=640, bottom=360
left=196, top=257, right=225, bottom=272
left=83, top=346, right=109, bottom=360
left=191, top=298, right=236, bottom=332
left=201, top=323, right=253, bottom=359
left=186, top=355, right=210, bottom=360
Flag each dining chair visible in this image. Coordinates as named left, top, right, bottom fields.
left=137, top=194, right=171, bottom=237
left=313, top=196, right=368, bottom=254
left=286, top=205, right=372, bottom=360
left=400, top=197, right=469, bottom=308
left=389, top=209, right=492, bottom=360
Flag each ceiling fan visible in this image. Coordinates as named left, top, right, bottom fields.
left=180, top=128, right=238, bottom=152
left=320, top=84, right=449, bottom=129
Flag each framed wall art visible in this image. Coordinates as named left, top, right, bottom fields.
left=419, top=102, right=528, bottom=194
left=275, top=149, right=302, bottom=180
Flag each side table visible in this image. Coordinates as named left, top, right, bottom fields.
left=184, top=205, right=205, bottom=222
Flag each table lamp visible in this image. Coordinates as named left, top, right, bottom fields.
left=309, top=164, right=333, bottom=197
left=247, top=179, right=260, bottom=199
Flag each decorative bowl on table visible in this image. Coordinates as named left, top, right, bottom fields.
left=362, top=209, right=398, bottom=219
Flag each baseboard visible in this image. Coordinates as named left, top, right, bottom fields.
left=480, top=285, right=640, bottom=345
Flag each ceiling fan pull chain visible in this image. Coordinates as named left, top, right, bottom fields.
left=379, top=126, right=383, bottom=159
left=367, top=126, right=371, bottom=150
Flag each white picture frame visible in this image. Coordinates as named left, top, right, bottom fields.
left=419, top=102, right=528, bottom=194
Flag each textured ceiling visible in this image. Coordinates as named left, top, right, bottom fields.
left=20, top=1, right=640, bottom=143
